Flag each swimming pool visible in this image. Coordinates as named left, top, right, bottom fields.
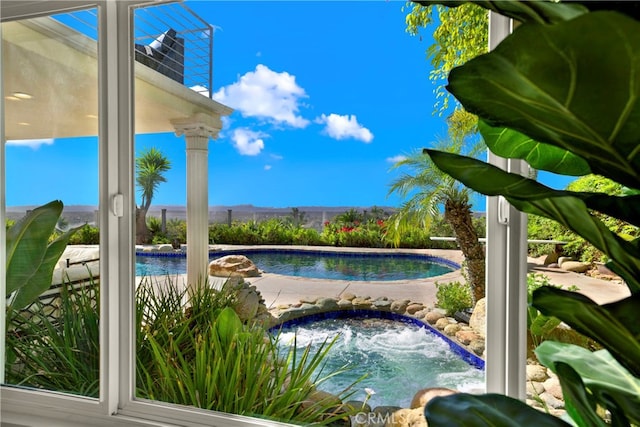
left=135, top=249, right=458, bottom=281
left=272, top=311, right=484, bottom=408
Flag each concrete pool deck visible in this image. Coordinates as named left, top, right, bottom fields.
left=205, top=245, right=631, bottom=308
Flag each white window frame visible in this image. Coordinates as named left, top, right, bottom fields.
left=0, top=2, right=528, bottom=426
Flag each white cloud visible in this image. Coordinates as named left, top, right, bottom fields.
left=316, top=114, right=373, bottom=143
left=270, top=154, right=283, bottom=160
left=6, top=138, right=54, bottom=149
left=386, top=155, right=407, bottom=163
left=212, top=64, right=309, bottom=128
left=264, top=164, right=272, bottom=171
left=231, top=128, right=266, bottom=156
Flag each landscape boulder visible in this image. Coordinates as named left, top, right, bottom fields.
left=560, top=261, right=591, bottom=273
left=469, top=298, right=486, bottom=338
left=410, top=387, right=457, bottom=409
left=208, top=255, right=260, bottom=278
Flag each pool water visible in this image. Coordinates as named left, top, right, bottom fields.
left=274, top=317, right=485, bottom=408
left=135, top=251, right=456, bottom=281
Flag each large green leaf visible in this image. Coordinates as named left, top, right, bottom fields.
left=216, top=307, right=243, bottom=347
left=446, top=12, right=640, bottom=190
left=424, top=393, right=571, bottom=426
left=9, top=226, right=81, bottom=311
left=533, top=288, right=640, bottom=378
left=424, top=149, right=640, bottom=227
left=415, top=1, right=588, bottom=24
left=6, top=200, right=63, bottom=295
left=478, top=121, right=590, bottom=176
left=424, top=150, right=640, bottom=292
left=552, top=362, right=607, bottom=427
left=536, top=341, right=640, bottom=425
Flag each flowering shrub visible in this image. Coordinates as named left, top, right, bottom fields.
left=321, top=218, right=389, bottom=248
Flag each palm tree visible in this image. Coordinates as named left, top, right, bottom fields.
left=136, top=147, right=171, bottom=244
left=387, top=138, right=486, bottom=303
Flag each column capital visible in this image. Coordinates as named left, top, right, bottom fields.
left=171, top=112, right=222, bottom=139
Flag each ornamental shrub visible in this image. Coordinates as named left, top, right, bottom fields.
left=435, top=281, right=472, bottom=316
left=68, top=224, right=100, bottom=245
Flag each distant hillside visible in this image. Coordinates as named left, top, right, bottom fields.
left=6, top=204, right=400, bottom=227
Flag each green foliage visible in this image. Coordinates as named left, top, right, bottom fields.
left=405, top=1, right=488, bottom=114
left=5, top=276, right=358, bottom=424
left=526, top=274, right=561, bottom=349
left=135, top=147, right=171, bottom=211
left=6, top=200, right=80, bottom=311
left=210, top=218, right=325, bottom=246
left=207, top=210, right=484, bottom=249
left=426, top=393, right=569, bottom=427
left=527, top=214, right=568, bottom=258
left=147, top=217, right=187, bottom=245
left=68, top=224, right=100, bottom=245
left=435, top=281, right=472, bottom=316
left=334, top=208, right=365, bottom=224
left=321, top=218, right=390, bottom=248
left=136, top=147, right=171, bottom=244
left=421, top=1, right=640, bottom=425
left=527, top=175, right=640, bottom=262
left=5, top=279, right=100, bottom=396
left=136, top=280, right=356, bottom=424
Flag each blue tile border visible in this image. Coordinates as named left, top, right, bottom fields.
left=269, top=309, right=484, bottom=371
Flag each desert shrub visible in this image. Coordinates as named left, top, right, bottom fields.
left=435, top=281, right=472, bottom=316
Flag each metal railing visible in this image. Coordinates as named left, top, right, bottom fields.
left=56, top=1, right=214, bottom=98
left=133, top=1, right=213, bottom=96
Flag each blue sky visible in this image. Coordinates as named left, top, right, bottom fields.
left=5, top=1, right=572, bottom=211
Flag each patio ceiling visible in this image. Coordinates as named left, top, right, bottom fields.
left=3, top=16, right=231, bottom=141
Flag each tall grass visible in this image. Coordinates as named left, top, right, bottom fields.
left=5, top=279, right=100, bottom=396
left=5, top=276, right=358, bottom=425
left=135, top=280, right=358, bottom=424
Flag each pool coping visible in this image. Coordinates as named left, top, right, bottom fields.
left=269, top=309, right=485, bottom=371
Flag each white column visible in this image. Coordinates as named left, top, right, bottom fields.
left=485, top=12, right=528, bottom=400
left=172, top=116, right=221, bottom=291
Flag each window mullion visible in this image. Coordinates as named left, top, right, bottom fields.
left=485, top=11, right=528, bottom=400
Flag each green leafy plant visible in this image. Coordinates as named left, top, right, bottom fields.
left=435, top=281, right=472, bottom=316
left=415, top=1, right=640, bottom=425
left=6, top=274, right=360, bottom=424
left=526, top=273, right=561, bottom=349
left=6, top=200, right=79, bottom=311
left=68, top=223, right=100, bottom=245
left=5, top=277, right=99, bottom=396
left=135, top=279, right=358, bottom=425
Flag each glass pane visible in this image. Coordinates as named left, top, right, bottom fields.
left=3, top=8, right=100, bottom=398
left=132, top=1, right=486, bottom=425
